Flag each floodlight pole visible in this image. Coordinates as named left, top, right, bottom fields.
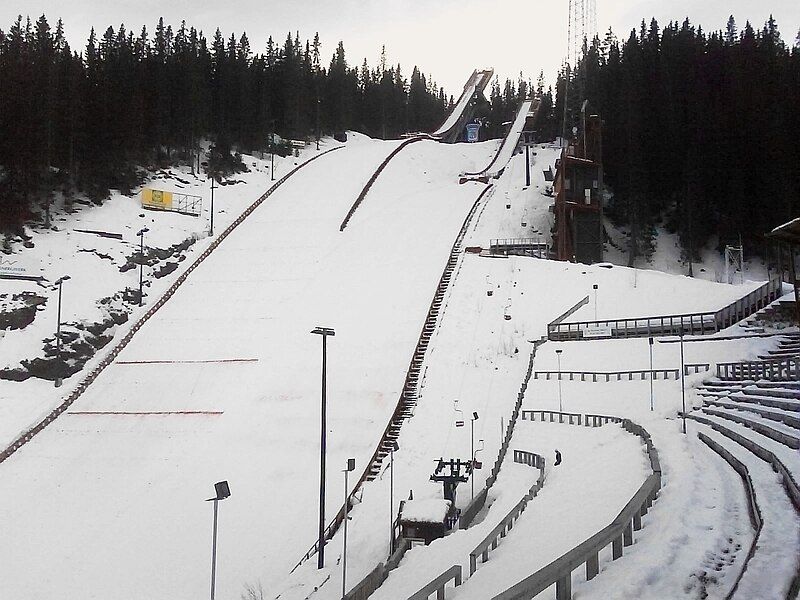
left=389, top=442, right=398, bottom=555
left=470, top=412, right=479, bottom=501
left=209, top=177, right=217, bottom=237
left=556, top=349, right=563, bottom=412
left=524, top=132, right=531, bottom=187
left=137, top=228, right=149, bottom=307
left=342, top=458, right=355, bottom=599
left=54, top=275, right=70, bottom=385
left=648, top=337, right=654, bottom=411
left=312, top=326, right=335, bottom=569
left=316, top=96, right=321, bottom=151
left=680, top=333, right=687, bottom=434
left=270, top=121, right=276, bottom=181
left=207, top=481, right=231, bottom=600
left=210, top=498, right=219, bottom=600
left=593, top=284, right=598, bottom=321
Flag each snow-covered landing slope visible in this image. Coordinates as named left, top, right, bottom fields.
left=0, top=137, right=495, bottom=600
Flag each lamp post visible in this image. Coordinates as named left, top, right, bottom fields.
left=209, top=178, right=217, bottom=237
left=137, top=228, right=149, bottom=306
left=206, top=481, right=231, bottom=600
left=648, top=337, right=654, bottom=411
left=555, top=349, right=563, bottom=412
left=311, top=326, right=335, bottom=569
left=679, top=333, right=687, bottom=434
left=524, top=132, right=531, bottom=187
left=54, top=275, right=71, bottom=387
left=470, top=412, right=479, bottom=501
left=593, top=284, right=598, bottom=321
left=342, top=457, right=355, bottom=599
left=269, top=121, right=276, bottom=181
left=316, top=96, right=321, bottom=151
left=389, top=440, right=399, bottom=556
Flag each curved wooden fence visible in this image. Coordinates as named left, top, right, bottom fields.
left=469, top=451, right=546, bottom=576
left=406, top=413, right=660, bottom=600
left=491, top=415, right=661, bottom=600
left=0, top=147, right=343, bottom=465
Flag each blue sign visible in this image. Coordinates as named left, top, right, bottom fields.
left=466, top=122, right=481, bottom=143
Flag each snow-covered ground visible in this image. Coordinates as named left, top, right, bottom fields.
left=0, top=140, right=343, bottom=445
left=1, top=134, right=795, bottom=600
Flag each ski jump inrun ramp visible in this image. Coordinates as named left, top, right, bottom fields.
left=430, top=68, right=494, bottom=143
left=462, top=97, right=540, bottom=182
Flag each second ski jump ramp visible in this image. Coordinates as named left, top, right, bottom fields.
left=462, top=97, right=539, bottom=182
left=431, top=69, right=493, bottom=143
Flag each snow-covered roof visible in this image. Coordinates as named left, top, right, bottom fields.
left=768, top=216, right=800, bottom=244
left=400, top=498, right=451, bottom=523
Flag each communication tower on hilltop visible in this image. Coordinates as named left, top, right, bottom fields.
left=567, top=0, right=598, bottom=66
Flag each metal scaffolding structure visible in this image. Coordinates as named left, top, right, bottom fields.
left=567, top=0, right=598, bottom=66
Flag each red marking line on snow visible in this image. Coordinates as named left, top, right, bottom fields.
left=68, top=411, right=224, bottom=416
left=115, top=358, right=258, bottom=365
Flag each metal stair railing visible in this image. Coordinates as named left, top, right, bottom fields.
left=548, top=278, right=783, bottom=341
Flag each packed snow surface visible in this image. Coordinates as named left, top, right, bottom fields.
left=1, top=134, right=795, bottom=600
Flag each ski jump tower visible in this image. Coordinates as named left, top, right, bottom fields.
left=552, top=0, right=604, bottom=264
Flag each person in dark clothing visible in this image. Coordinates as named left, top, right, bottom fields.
left=554, top=449, right=562, bottom=466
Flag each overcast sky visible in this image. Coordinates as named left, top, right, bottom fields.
left=2, top=1, right=798, bottom=95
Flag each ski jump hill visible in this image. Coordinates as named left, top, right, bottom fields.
left=2, top=62, right=798, bottom=600
left=461, top=97, right=540, bottom=183
left=429, top=68, right=494, bottom=143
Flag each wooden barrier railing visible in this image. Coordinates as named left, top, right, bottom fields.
left=548, top=279, right=782, bottom=341
left=406, top=565, right=462, bottom=600
left=468, top=451, right=545, bottom=576
left=521, top=410, right=585, bottom=425
left=344, top=538, right=412, bottom=600
left=491, top=415, right=661, bottom=600
left=716, top=357, right=799, bottom=381
left=459, top=335, right=546, bottom=529
left=0, top=147, right=343, bottom=466
left=533, top=369, right=679, bottom=382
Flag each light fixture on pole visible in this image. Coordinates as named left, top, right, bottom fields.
left=342, top=457, right=355, bottom=599
left=54, top=275, right=71, bottom=387
left=209, top=177, right=217, bottom=237
left=470, top=412, right=479, bottom=501
left=592, top=284, right=598, bottom=321
left=316, top=96, right=321, bottom=151
left=389, top=440, right=399, bottom=556
left=269, top=121, right=276, bottom=181
left=206, top=480, right=231, bottom=600
left=679, top=332, right=687, bottom=434
left=648, top=337, right=654, bottom=411
left=137, top=228, right=149, bottom=306
left=311, top=326, right=335, bottom=569
left=555, top=349, right=563, bottom=412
